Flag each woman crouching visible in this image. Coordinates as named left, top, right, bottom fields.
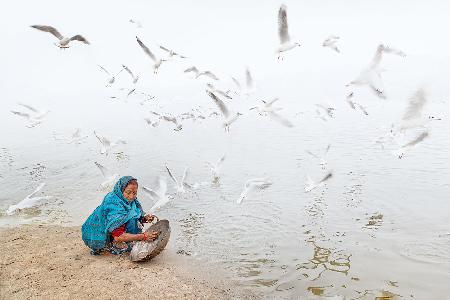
left=82, top=176, right=158, bottom=255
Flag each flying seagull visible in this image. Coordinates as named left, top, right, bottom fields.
left=206, top=91, right=242, bottom=131
left=250, top=98, right=293, bottom=128
left=6, top=183, right=52, bottom=215
left=393, top=131, right=429, bottom=159
left=184, top=66, right=219, bottom=80
left=31, top=25, right=89, bottom=48
left=165, top=165, right=193, bottom=193
left=142, top=176, right=172, bottom=213
left=347, top=44, right=406, bottom=99
left=94, top=162, right=119, bottom=191
left=276, top=4, right=300, bottom=59
left=306, top=144, right=331, bottom=170
left=11, top=103, right=49, bottom=128
left=322, top=35, right=341, bottom=53
left=237, top=178, right=272, bottom=204
left=206, top=155, right=226, bottom=183
left=136, top=37, right=166, bottom=74
left=98, top=65, right=124, bottom=86
left=94, top=131, right=126, bottom=155
left=305, top=172, right=333, bottom=193
left=67, top=128, right=88, bottom=144
left=122, top=65, right=139, bottom=84
left=159, top=45, right=187, bottom=59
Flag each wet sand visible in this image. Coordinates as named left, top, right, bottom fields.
left=0, top=225, right=254, bottom=300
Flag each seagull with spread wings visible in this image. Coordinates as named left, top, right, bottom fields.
left=11, top=103, right=49, bottom=128
left=276, top=4, right=300, bottom=59
left=31, top=25, right=89, bottom=48
left=136, top=37, right=166, bottom=74
left=184, top=66, right=219, bottom=80
left=159, top=45, right=187, bottom=59
left=206, top=91, right=242, bottom=131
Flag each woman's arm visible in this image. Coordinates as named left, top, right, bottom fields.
left=113, top=232, right=147, bottom=242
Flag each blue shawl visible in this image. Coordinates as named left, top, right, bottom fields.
left=82, top=176, right=144, bottom=251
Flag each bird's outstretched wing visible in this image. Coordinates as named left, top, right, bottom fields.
left=184, top=66, right=199, bottom=74
left=165, top=165, right=179, bottom=186
left=278, top=4, right=290, bottom=44
left=206, top=91, right=230, bottom=118
left=268, top=111, right=293, bottom=127
left=31, top=25, right=63, bottom=40
left=70, top=35, right=90, bottom=44
left=136, top=37, right=156, bottom=62
left=94, top=162, right=108, bottom=178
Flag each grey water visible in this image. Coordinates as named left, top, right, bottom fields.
left=1, top=0, right=450, bottom=299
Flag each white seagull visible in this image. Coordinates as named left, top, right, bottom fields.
left=11, top=103, right=49, bottom=128
left=393, top=131, right=429, bottom=159
left=94, top=131, right=126, bottom=155
left=94, top=162, right=119, bottom=191
left=206, top=91, right=242, bottom=131
left=184, top=66, right=219, bottom=80
left=322, top=35, right=341, bottom=53
left=98, top=65, right=124, bottom=86
left=206, top=155, right=226, bottom=183
left=398, top=88, right=439, bottom=131
left=237, top=178, right=272, bottom=204
left=305, top=172, right=333, bottom=193
left=136, top=37, right=166, bottom=74
left=31, top=25, right=89, bottom=48
left=122, top=65, right=139, bottom=84
left=347, top=44, right=406, bottom=99
left=165, top=165, right=192, bottom=193
left=306, top=144, right=331, bottom=170
left=159, top=45, right=187, bottom=59
left=206, top=83, right=232, bottom=100
left=6, top=183, right=52, bottom=215
left=67, top=128, right=88, bottom=144
left=250, top=98, right=293, bottom=128
left=142, top=177, right=172, bottom=213
left=276, top=4, right=300, bottom=59
left=129, top=19, right=143, bottom=28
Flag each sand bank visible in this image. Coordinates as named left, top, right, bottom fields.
left=0, top=225, right=255, bottom=300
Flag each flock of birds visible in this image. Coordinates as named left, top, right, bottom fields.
left=6, top=4, right=442, bottom=217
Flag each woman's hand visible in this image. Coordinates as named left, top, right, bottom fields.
left=144, top=214, right=156, bottom=223
left=142, top=231, right=158, bottom=241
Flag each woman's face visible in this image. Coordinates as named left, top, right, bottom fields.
left=123, top=183, right=138, bottom=201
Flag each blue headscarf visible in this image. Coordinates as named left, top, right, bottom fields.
left=82, top=176, right=144, bottom=251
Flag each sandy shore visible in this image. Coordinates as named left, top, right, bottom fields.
left=0, top=225, right=255, bottom=300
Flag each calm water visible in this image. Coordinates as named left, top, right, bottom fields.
left=1, top=0, right=450, bottom=299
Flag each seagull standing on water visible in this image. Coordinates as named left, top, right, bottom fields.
left=136, top=37, right=166, bottom=74
left=206, top=91, right=242, bottom=131
left=31, top=25, right=89, bottom=48
left=276, top=4, right=300, bottom=59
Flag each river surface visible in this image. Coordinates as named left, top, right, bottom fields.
left=1, top=0, right=450, bottom=299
